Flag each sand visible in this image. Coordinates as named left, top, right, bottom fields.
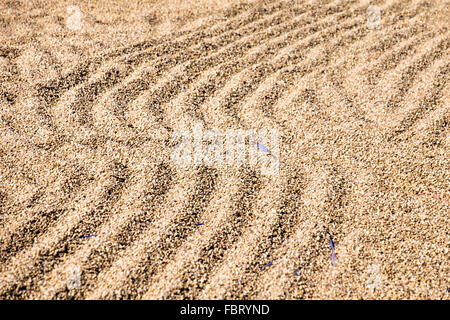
left=0, top=0, right=449, bottom=300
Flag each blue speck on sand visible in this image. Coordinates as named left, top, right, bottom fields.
left=257, top=143, right=271, bottom=154
left=329, top=237, right=335, bottom=251
left=260, top=261, right=273, bottom=271
left=294, top=269, right=300, bottom=276
left=197, top=222, right=205, bottom=226
left=80, top=234, right=97, bottom=239
left=329, top=236, right=337, bottom=266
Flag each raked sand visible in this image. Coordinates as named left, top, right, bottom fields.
left=0, top=0, right=449, bottom=299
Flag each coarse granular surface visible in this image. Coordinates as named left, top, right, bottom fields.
left=0, top=0, right=449, bottom=299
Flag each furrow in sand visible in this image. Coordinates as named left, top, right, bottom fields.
left=319, top=1, right=447, bottom=126
left=196, top=168, right=306, bottom=299
left=131, top=0, right=422, bottom=298
left=84, top=6, right=312, bottom=133
left=19, top=1, right=346, bottom=292
left=417, top=110, right=450, bottom=151
left=84, top=166, right=217, bottom=299
left=0, top=128, right=52, bottom=211
left=30, top=1, right=291, bottom=138
left=363, top=28, right=437, bottom=87
left=52, top=0, right=328, bottom=123
left=144, top=0, right=422, bottom=296
left=145, top=48, right=358, bottom=298
left=246, top=3, right=446, bottom=141
left=117, top=0, right=294, bottom=61
left=163, top=0, right=373, bottom=130
left=139, top=170, right=244, bottom=299
left=133, top=60, right=315, bottom=300
left=8, top=5, right=290, bottom=147
left=2, top=0, right=448, bottom=300
left=0, top=135, right=120, bottom=245
left=6, top=52, right=206, bottom=258
left=342, top=32, right=436, bottom=123
left=0, top=136, right=103, bottom=252
left=136, top=3, right=376, bottom=298
left=0, top=170, right=90, bottom=264
left=86, top=0, right=374, bottom=135
left=208, top=0, right=421, bottom=126
left=1, top=0, right=404, bottom=260
left=53, top=5, right=300, bottom=132
left=77, top=0, right=362, bottom=156
left=25, top=158, right=173, bottom=299
left=101, top=166, right=219, bottom=299
left=160, top=172, right=283, bottom=299
left=381, top=35, right=450, bottom=111
left=265, top=79, right=435, bottom=298
left=33, top=0, right=290, bottom=110
left=386, top=60, right=449, bottom=141
left=299, top=13, right=439, bottom=131
left=227, top=171, right=310, bottom=299
left=0, top=0, right=328, bottom=292
left=233, top=13, right=426, bottom=134
left=407, top=84, right=449, bottom=148
left=0, top=157, right=129, bottom=298
left=7, top=132, right=190, bottom=294
left=148, top=169, right=265, bottom=299
left=199, top=7, right=430, bottom=296
left=258, top=165, right=349, bottom=299
left=202, top=87, right=352, bottom=298
left=117, top=0, right=362, bottom=132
